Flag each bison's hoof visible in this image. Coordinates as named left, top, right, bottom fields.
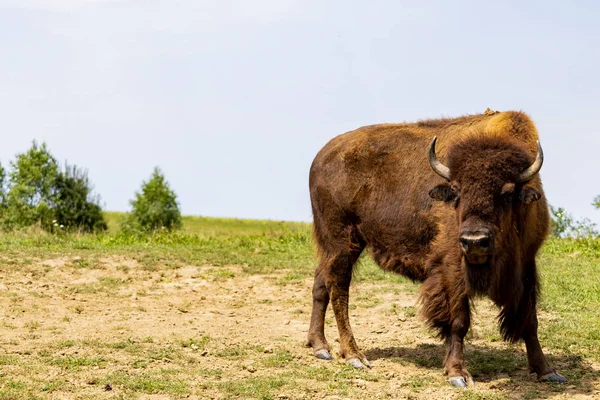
left=346, top=358, right=370, bottom=369
left=315, top=349, right=333, bottom=361
left=540, top=372, right=567, bottom=383
left=448, top=376, right=474, bottom=388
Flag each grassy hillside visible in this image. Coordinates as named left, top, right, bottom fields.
left=103, top=212, right=310, bottom=236
left=0, top=215, right=598, bottom=399
left=1, top=214, right=599, bottom=357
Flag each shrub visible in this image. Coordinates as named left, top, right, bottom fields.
left=550, top=205, right=598, bottom=238
left=3, top=141, right=58, bottom=229
left=51, top=163, right=108, bottom=233
left=0, top=161, right=6, bottom=209
left=123, top=167, right=181, bottom=232
left=0, top=141, right=107, bottom=232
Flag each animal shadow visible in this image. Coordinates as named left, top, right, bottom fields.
left=365, top=343, right=599, bottom=396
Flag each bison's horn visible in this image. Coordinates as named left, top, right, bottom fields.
left=428, top=136, right=451, bottom=181
left=517, top=141, right=544, bottom=183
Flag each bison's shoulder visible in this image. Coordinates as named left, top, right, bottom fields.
left=482, top=111, right=540, bottom=151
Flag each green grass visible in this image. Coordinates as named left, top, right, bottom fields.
left=1, top=214, right=599, bottom=361
left=107, top=211, right=309, bottom=236
left=213, top=344, right=265, bottom=360
left=0, top=212, right=315, bottom=276
left=104, top=370, right=190, bottom=395
left=456, top=391, right=507, bottom=400
left=261, top=350, right=295, bottom=368
left=219, top=376, right=287, bottom=400
left=46, top=356, right=107, bottom=370
left=0, top=214, right=599, bottom=398
left=537, top=239, right=600, bottom=362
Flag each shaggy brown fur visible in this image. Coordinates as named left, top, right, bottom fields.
left=306, top=110, right=563, bottom=385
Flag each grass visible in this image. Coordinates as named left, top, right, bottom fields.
left=219, top=376, right=288, bottom=399
left=103, top=370, right=190, bottom=395
left=0, top=213, right=598, bottom=398
left=46, top=356, right=107, bottom=370
left=106, top=214, right=600, bottom=364
left=537, top=240, right=600, bottom=361
left=0, top=212, right=315, bottom=277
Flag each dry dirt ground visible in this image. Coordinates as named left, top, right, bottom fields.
left=0, top=256, right=599, bottom=399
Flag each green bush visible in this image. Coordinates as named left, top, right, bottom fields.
left=51, top=163, right=108, bottom=233
left=123, top=167, right=182, bottom=232
left=0, top=141, right=107, bottom=233
left=2, top=141, right=58, bottom=229
left=550, top=205, right=597, bottom=238
left=0, top=161, right=7, bottom=209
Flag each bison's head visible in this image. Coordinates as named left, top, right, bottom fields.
left=427, top=135, right=543, bottom=265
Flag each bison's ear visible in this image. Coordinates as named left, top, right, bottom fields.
left=429, top=183, right=458, bottom=202
left=520, top=185, right=542, bottom=205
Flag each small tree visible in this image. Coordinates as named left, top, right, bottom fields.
left=550, top=206, right=572, bottom=238
left=124, top=167, right=182, bottom=232
left=550, top=205, right=598, bottom=238
left=4, top=141, right=58, bottom=229
left=0, top=162, right=7, bottom=224
left=593, top=195, right=600, bottom=209
left=0, top=161, right=6, bottom=208
left=0, top=141, right=108, bottom=233
left=51, top=163, right=108, bottom=233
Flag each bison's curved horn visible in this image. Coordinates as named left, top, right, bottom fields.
left=428, top=136, right=451, bottom=181
left=517, top=141, right=544, bottom=183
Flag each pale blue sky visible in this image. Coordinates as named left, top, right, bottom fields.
left=1, top=0, right=599, bottom=223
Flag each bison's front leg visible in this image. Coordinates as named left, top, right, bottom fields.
left=499, top=260, right=566, bottom=384
left=511, top=261, right=566, bottom=383
left=522, top=310, right=566, bottom=383
left=422, top=272, right=474, bottom=387
left=444, top=295, right=475, bottom=388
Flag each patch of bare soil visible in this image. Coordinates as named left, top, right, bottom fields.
left=0, top=257, right=598, bottom=399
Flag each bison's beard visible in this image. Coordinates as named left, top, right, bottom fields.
left=465, top=254, right=490, bottom=265
left=464, top=257, right=491, bottom=295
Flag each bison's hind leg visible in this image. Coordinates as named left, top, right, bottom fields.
left=306, top=265, right=334, bottom=360
left=307, top=214, right=367, bottom=367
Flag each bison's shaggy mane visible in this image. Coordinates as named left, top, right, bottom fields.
left=447, top=134, right=535, bottom=184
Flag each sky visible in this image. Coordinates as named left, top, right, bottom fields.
left=0, top=0, right=599, bottom=223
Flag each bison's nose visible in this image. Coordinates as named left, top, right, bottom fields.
left=459, top=230, right=492, bottom=255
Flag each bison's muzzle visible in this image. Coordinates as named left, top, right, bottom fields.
left=459, top=228, right=493, bottom=265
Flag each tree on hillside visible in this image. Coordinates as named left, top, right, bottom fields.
left=0, top=162, right=6, bottom=209
left=124, top=167, right=182, bottom=232
left=0, top=141, right=107, bottom=232
left=4, top=141, right=59, bottom=229
left=593, top=195, right=600, bottom=209
left=52, top=163, right=108, bottom=233
left=550, top=205, right=597, bottom=238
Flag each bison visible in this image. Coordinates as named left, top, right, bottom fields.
left=306, top=110, right=566, bottom=387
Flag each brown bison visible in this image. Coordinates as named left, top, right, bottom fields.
left=306, top=110, right=566, bottom=387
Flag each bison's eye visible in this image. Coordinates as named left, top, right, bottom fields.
left=429, top=183, right=459, bottom=203
left=500, top=183, right=515, bottom=206
left=500, top=191, right=514, bottom=206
